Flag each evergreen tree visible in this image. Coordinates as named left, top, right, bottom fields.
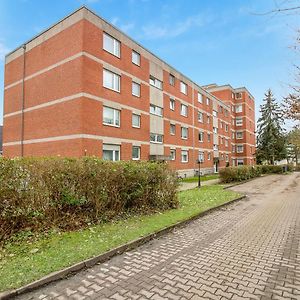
left=256, top=89, right=287, bottom=164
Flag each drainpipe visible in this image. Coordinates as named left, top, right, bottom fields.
left=21, top=44, right=26, bottom=157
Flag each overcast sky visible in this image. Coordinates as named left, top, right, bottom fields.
left=0, top=0, right=300, bottom=127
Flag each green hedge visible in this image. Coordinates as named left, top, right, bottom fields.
left=219, top=164, right=290, bottom=183
left=0, top=158, right=178, bottom=243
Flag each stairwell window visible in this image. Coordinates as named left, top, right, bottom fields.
left=103, top=33, right=120, bottom=57
left=170, top=98, right=175, bottom=110
left=198, top=111, right=203, bottom=123
left=103, top=106, right=120, bottom=127
left=149, top=76, right=163, bottom=89
left=198, top=92, right=203, bottom=103
left=150, top=133, right=163, bottom=144
left=170, top=149, right=176, bottom=160
left=170, top=124, right=176, bottom=135
left=199, top=131, right=204, bottom=142
left=132, top=114, right=141, bottom=128
left=103, top=69, right=120, bottom=92
left=150, top=104, right=163, bottom=117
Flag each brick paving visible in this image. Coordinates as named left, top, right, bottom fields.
left=18, top=173, right=300, bottom=300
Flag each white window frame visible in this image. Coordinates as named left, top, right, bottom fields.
left=225, top=139, right=229, bottom=147
left=132, top=50, right=140, bottom=66
left=181, top=127, right=188, bottom=139
left=150, top=104, right=163, bottom=117
left=132, top=81, right=141, bottom=97
left=103, top=106, right=120, bottom=127
left=198, top=111, right=203, bottom=123
left=132, top=114, right=141, bottom=128
left=236, top=131, right=243, bottom=139
left=235, top=105, right=243, bottom=113
left=149, top=76, right=163, bottom=89
left=170, top=98, right=175, bottom=111
left=213, top=110, right=218, bottom=117
left=237, top=145, right=244, bottom=153
left=180, top=81, right=187, bottom=94
left=208, top=152, right=211, bottom=160
left=235, top=92, right=242, bottom=99
left=170, top=124, right=176, bottom=135
left=213, top=127, right=218, bottom=134
left=169, top=74, right=175, bottom=86
left=103, top=144, right=120, bottom=161
left=225, top=124, right=229, bottom=132
left=103, top=69, right=120, bottom=92
left=181, top=150, right=188, bottom=163
left=150, top=133, right=163, bottom=144
left=198, top=92, right=202, bottom=103
left=103, top=33, right=120, bottom=57
left=180, top=104, right=188, bottom=117
left=199, top=131, right=204, bottom=142
left=132, top=146, right=141, bottom=160
left=236, top=118, right=243, bottom=126
left=170, top=149, right=176, bottom=161
left=206, top=98, right=210, bottom=106
left=237, top=159, right=244, bottom=165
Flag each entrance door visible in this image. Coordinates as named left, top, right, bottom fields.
left=214, top=161, right=219, bottom=173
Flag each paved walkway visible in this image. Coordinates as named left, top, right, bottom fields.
left=179, top=178, right=220, bottom=191
left=19, top=173, right=300, bottom=299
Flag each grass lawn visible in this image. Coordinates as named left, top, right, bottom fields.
left=0, top=185, right=240, bottom=292
left=181, top=174, right=219, bottom=183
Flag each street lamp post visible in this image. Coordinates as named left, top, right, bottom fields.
left=197, top=157, right=203, bottom=188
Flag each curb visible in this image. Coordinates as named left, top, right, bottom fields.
left=0, top=194, right=246, bottom=300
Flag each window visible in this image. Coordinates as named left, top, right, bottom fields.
left=225, top=109, right=228, bottom=117
left=221, top=153, right=224, bottom=160
left=198, top=131, right=204, bottom=142
left=132, top=51, right=140, bottom=66
left=150, top=133, right=163, bottom=143
left=170, top=149, right=176, bottom=160
left=103, top=144, right=120, bottom=161
left=199, top=151, right=204, bottom=162
left=103, top=69, right=120, bottom=92
left=132, top=146, right=141, bottom=160
left=208, top=152, right=211, bottom=160
left=219, top=106, right=223, bottom=113
left=103, top=106, right=120, bottom=127
left=220, top=121, right=223, bottom=129
left=103, top=33, right=120, bottom=57
left=236, top=118, right=243, bottom=126
left=181, top=127, right=188, bottom=139
left=170, top=124, right=176, bottom=135
left=213, top=144, right=218, bottom=151
left=149, top=76, right=162, bottom=89
left=132, top=114, right=141, bottom=128
left=225, top=124, right=229, bottom=132
left=237, top=145, right=244, bottom=153
left=169, top=74, right=175, bottom=86
left=150, top=104, right=163, bottom=116
left=237, top=159, right=244, bottom=165
left=170, top=98, right=175, bottom=110
left=207, top=115, right=210, bottom=124
left=235, top=92, right=242, bottom=99
left=235, top=105, right=243, bottom=113
left=180, top=81, right=187, bottom=94
left=213, top=127, right=218, bottom=134
left=198, top=111, right=203, bottom=122
left=207, top=133, right=211, bottom=142
left=232, top=132, right=235, bottom=139
left=213, top=110, right=217, bottom=117
left=198, top=92, right=202, bottom=103
left=225, top=139, right=228, bottom=147
left=206, top=98, right=210, bottom=106
left=236, top=131, right=243, bottom=139
left=226, top=154, right=229, bottom=162
left=181, top=150, right=188, bottom=163
left=181, top=104, right=188, bottom=117
left=232, top=145, right=235, bottom=153
left=132, top=82, right=140, bottom=97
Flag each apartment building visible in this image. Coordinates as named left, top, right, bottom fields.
left=0, top=125, right=3, bottom=155
left=2, top=6, right=255, bottom=176
left=203, top=84, right=256, bottom=166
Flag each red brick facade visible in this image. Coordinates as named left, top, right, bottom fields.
left=3, top=7, right=256, bottom=176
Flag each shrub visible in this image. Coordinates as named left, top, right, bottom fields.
left=219, top=164, right=289, bottom=183
left=0, top=157, right=178, bottom=243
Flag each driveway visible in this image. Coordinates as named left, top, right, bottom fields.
left=18, top=173, right=300, bottom=299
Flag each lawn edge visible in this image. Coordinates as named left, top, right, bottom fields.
left=0, top=194, right=246, bottom=300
